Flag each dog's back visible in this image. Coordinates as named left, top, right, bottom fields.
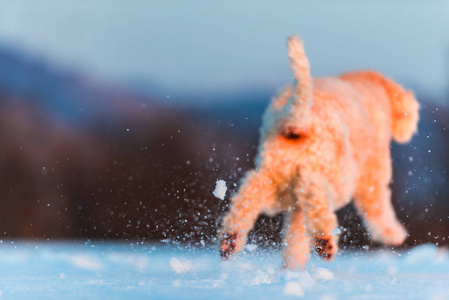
left=340, top=70, right=420, bottom=144
left=310, top=71, right=419, bottom=163
left=308, top=71, right=419, bottom=208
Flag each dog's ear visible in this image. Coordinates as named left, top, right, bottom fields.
left=271, top=86, right=293, bottom=110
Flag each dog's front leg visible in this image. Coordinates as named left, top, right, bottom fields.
left=219, top=170, right=277, bottom=259
left=282, top=206, right=310, bottom=270
left=296, top=182, right=339, bottom=261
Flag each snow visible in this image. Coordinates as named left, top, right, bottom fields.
left=283, top=282, right=304, bottom=297
left=246, top=244, right=258, bottom=252
left=312, top=267, right=334, bottom=281
left=0, top=242, right=447, bottom=299
left=213, top=179, right=227, bottom=200
left=285, top=270, right=316, bottom=290
left=331, top=227, right=341, bottom=236
left=169, top=257, right=194, bottom=274
left=70, top=255, right=103, bottom=271
left=249, top=269, right=275, bottom=286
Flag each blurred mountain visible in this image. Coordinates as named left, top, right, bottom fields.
left=0, top=44, right=448, bottom=250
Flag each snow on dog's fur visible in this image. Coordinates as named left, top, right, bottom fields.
left=219, top=35, right=419, bottom=270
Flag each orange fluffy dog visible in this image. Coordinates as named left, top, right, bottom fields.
left=219, top=35, right=419, bottom=270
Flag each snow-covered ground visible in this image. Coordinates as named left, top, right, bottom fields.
left=0, top=242, right=447, bottom=299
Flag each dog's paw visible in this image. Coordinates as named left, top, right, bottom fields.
left=219, top=232, right=238, bottom=260
left=371, top=222, right=408, bottom=246
left=314, top=236, right=337, bottom=261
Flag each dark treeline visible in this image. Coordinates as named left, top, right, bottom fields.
left=0, top=45, right=448, bottom=249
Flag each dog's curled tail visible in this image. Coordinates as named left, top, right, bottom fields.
left=287, top=35, right=312, bottom=107
left=384, top=78, right=420, bottom=144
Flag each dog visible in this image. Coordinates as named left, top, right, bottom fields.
left=219, top=35, right=419, bottom=270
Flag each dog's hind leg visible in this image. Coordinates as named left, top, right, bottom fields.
left=353, top=156, right=408, bottom=246
left=219, top=170, right=277, bottom=259
left=282, top=206, right=310, bottom=270
left=354, top=183, right=407, bottom=246
left=296, top=180, right=339, bottom=261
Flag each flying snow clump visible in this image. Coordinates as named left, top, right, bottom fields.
left=212, top=180, right=227, bottom=200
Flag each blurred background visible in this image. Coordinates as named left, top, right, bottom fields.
left=0, top=1, right=448, bottom=250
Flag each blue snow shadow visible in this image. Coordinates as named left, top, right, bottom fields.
left=0, top=242, right=447, bottom=299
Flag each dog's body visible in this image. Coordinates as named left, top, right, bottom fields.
left=219, top=36, right=419, bottom=270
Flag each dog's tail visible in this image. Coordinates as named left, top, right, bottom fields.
left=287, top=36, right=313, bottom=109
left=385, top=77, right=420, bottom=143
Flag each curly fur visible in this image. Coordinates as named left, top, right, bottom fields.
left=219, top=35, right=419, bottom=270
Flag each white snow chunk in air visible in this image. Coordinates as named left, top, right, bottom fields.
left=169, top=257, right=194, bottom=274
left=212, top=180, right=227, bottom=200
left=283, top=281, right=304, bottom=297
left=312, top=267, right=334, bottom=281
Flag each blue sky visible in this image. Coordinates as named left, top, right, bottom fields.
left=0, top=1, right=448, bottom=99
